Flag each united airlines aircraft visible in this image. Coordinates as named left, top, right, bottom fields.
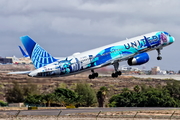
left=19, top=46, right=30, bottom=58
left=9, top=31, right=175, bottom=79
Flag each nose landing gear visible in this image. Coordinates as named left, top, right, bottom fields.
left=156, top=48, right=162, bottom=60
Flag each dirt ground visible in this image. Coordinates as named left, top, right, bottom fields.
left=0, top=118, right=171, bottom=120
left=0, top=64, right=178, bottom=119
left=0, top=64, right=172, bottom=103
left=1, top=111, right=180, bottom=120
left=0, top=107, right=179, bottom=119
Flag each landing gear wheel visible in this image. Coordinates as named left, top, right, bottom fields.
left=157, top=56, right=162, bottom=60
left=89, top=74, right=95, bottom=79
left=116, top=71, right=122, bottom=75
left=88, top=70, right=98, bottom=79
left=111, top=71, right=122, bottom=78
left=111, top=73, right=118, bottom=78
left=156, top=48, right=162, bottom=60
left=94, top=72, right=98, bottom=77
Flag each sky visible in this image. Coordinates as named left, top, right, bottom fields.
left=0, top=0, right=179, bottom=71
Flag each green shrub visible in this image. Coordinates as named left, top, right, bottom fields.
left=66, top=104, right=76, bottom=109
left=0, top=100, right=8, bottom=107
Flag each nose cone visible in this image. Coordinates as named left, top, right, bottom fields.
left=169, top=36, right=175, bottom=44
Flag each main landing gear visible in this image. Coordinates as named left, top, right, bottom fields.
left=88, top=62, right=122, bottom=79
left=156, top=48, right=162, bottom=60
left=111, top=62, right=122, bottom=78
left=88, top=69, right=98, bottom=79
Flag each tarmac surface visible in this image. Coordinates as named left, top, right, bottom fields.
left=128, top=75, right=180, bottom=80
left=1, top=107, right=179, bottom=116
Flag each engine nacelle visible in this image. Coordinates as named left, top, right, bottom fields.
left=127, top=52, right=149, bottom=66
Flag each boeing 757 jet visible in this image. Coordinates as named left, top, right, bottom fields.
left=19, top=46, right=30, bottom=58
left=9, top=31, right=175, bottom=79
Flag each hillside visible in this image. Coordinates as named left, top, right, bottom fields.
left=0, top=64, right=172, bottom=102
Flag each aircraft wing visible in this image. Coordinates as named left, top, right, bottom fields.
left=8, top=71, right=31, bottom=75
left=95, top=54, right=135, bottom=69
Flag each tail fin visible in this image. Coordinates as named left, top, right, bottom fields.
left=18, top=46, right=29, bottom=57
left=20, top=36, right=57, bottom=69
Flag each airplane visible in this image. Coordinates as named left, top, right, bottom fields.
left=19, top=46, right=29, bottom=58
left=9, top=31, right=175, bottom=79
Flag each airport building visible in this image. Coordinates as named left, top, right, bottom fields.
left=151, top=66, right=160, bottom=75
left=151, top=66, right=167, bottom=75
left=0, top=57, right=12, bottom=64
left=6, top=56, right=32, bottom=64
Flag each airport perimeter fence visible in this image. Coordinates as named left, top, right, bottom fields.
left=0, top=109, right=180, bottom=120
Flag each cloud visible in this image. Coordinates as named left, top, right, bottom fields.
left=0, top=0, right=179, bottom=70
left=0, top=0, right=179, bottom=37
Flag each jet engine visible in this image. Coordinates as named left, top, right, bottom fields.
left=127, top=52, right=149, bottom=66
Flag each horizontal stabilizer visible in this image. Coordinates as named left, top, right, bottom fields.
left=18, top=46, right=29, bottom=57
left=8, top=71, right=31, bottom=75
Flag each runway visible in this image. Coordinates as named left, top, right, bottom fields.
left=127, top=75, right=180, bottom=80
left=100, top=74, right=180, bottom=80
left=1, top=107, right=180, bottom=116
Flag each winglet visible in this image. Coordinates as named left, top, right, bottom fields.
left=20, top=36, right=57, bottom=68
